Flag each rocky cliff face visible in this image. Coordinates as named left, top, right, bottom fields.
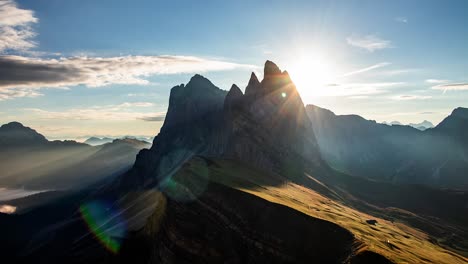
left=120, top=74, right=228, bottom=189
left=120, top=61, right=324, bottom=190
left=222, top=61, right=322, bottom=176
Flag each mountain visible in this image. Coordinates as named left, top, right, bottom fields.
left=389, top=120, right=402, bottom=125
left=0, top=122, right=48, bottom=147
left=119, top=61, right=322, bottom=189
left=108, top=61, right=465, bottom=263
left=408, top=120, right=434, bottom=130
left=84, top=136, right=152, bottom=146
left=306, top=104, right=468, bottom=189
left=84, top=137, right=114, bottom=146
left=382, top=120, right=434, bottom=130
left=0, top=123, right=151, bottom=190
left=431, top=107, right=468, bottom=147
left=4, top=62, right=467, bottom=263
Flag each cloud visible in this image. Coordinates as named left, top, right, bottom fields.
left=117, top=102, right=154, bottom=108
left=391, top=95, right=432, bottom=100
left=25, top=103, right=166, bottom=121
left=0, top=55, right=256, bottom=100
left=342, top=62, right=391, bottom=77
left=432, top=83, right=468, bottom=92
left=138, top=114, right=166, bottom=122
left=0, top=0, right=38, bottom=53
left=346, top=35, right=392, bottom=52
left=0, top=87, right=42, bottom=100
left=425, top=79, right=468, bottom=92
left=379, top=68, right=420, bottom=76
left=395, top=17, right=408, bottom=23
left=426, top=79, right=449, bottom=84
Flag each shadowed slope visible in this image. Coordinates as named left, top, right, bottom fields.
left=306, top=104, right=468, bottom=189
left=149, top=157, right=465, bottom=263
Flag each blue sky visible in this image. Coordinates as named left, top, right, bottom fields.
left=0, top=0, right=467, bottom=139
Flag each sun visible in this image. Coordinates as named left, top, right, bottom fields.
left=286, top=53, right=337, bottom=102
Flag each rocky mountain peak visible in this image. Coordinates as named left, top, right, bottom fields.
left=1, top=121, right=25, bottom=129
left=188, top=74, right=212, bottom=85
left=0, top=121, right=48, bottom=146
left=264, top=60, right=281, bottom=77
left=226, top=84, right=243, bottom=100
left=224, top=84, right=244, bottom=115
left=452, top=107, right=468, bottom=119
left=122, top=60, right=323, bottom=190
left=245, top=72, right=261, bottom=96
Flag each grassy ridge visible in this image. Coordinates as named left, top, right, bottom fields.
left=172, top=157, right=468, bottom=264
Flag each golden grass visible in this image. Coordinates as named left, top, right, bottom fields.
left=182, top=158, right=468, bottom=264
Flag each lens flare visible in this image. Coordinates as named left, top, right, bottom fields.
left=160, top=159, right=210, bottom=202
left=79, top=200, right=127, bottom=253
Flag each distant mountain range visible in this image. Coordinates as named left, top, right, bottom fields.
left=0, top=122, right=151, bottom=190
left=84, top=137, right=115, bottom=146
left=84, top=136, right=153, bottom=146
left=307, top=105, right=468, bottom=189
left=382, top=120, right=434, bottom=130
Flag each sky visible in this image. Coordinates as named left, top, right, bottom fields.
left=0, top=0, right=467, bottom=140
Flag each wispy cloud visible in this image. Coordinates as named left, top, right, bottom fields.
left=342, top=62, right=391, bottom=77
left=425, top=79, right=468, bottom=92
left=0, top=55, right=256, bottom=100
left=0, top=0, right=38, bottom=53
left=395, top=17, right=408, bottom=23
left=432, top=83, right=468, bottom=92
left=25, top=103, right=165, bottom=121
left=138, top=114, right=166, bottom=122
left=379, top=68, right=420, bottom=76
left=346, top=35, right=392, bottom=52
left=426, top=79, right=449, bottom=84
left=0, top=87, right=42, bottom=100
left=390, top=95, right=432, bottom=100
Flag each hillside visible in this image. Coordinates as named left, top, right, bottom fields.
left=0, top=122, right=151, bottom=190
left=306, top=104, right=468, bottom=189
left=144, top=157, right=466, bottom=263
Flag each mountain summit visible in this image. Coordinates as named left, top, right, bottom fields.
left=121, top=61, right=323, bottom=189
left=0, top=122, right=48, bottom=147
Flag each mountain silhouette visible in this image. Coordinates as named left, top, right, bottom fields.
left=408, top=120, right=434, bottom=130
left=0, top=122, right=151, bottom=190
left=0, top=122, right=48, bottom=147
left=307, top=104, right=468, bottom=189
left=84, top=137, right=115, bottom=146
left=119, top=61, right=323, bottom=190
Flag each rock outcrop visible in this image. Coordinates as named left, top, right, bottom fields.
left=120, top=61, right=324, bottom=190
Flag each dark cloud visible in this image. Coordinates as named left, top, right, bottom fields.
left=0, top=55, right=255, bottom=100
left=0, top=56, right=84, bottom=87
